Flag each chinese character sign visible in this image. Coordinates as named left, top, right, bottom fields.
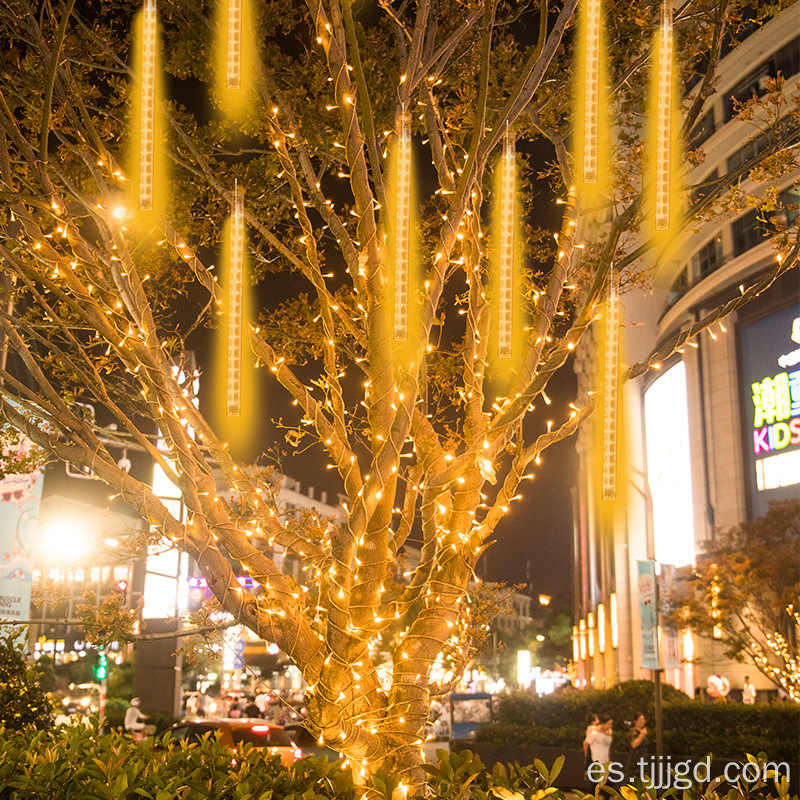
left=739, top=304, right=800, bottom=518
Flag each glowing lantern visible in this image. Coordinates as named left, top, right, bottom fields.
left=139, top=0, right=157, bottom=210
left=583, top=0, right=601, bottom=182
left=498, top=126, right=515, bottom=358
left=227, top=183, right=244, bottom=417
left=227, top=0, right=242, bottom=89
left=602, top=266, right=619, bottom=500
left=394, top=107, right=411, bottom=341
left=655, top=0, right=673, bottom=230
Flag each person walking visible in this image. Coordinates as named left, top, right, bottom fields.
left=742, top=676, right=756, bottom=705
left=583, top=713, right=600, bottom=774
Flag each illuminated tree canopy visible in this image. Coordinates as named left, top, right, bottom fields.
left=0, top=0, right=798, bottom=787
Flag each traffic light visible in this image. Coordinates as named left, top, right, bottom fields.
left=94, top=650, right=108, bottom=681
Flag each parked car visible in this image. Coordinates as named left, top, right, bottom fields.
left=163, top=718, right=303, bottom=764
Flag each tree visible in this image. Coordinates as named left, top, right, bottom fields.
left=674, top=499, right=800, bottom=702
left=0, top=629, right=53, bottom=730
left=0, top=0, right=797, bottom=788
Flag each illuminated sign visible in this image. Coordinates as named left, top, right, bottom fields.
left=643, top=361, right=695, bottom=567
left=739, top=304, right=800, bottom=518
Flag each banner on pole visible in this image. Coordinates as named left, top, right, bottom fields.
left=637, top=559, right=660, bottom=670
left=658, top=562, right=680, bottom=669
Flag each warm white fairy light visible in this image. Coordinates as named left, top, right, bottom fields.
left=602, top=266, right=619, bottom=500
left=655, top=0, right=673, bottom=230
left=139, top=0, right=157, bottom=210
left=498, top=126, right=515, bottom=358
left=583, top=0, right=601, bottom=183
left=394, top=106, right=411, bottom=341
left=227, top=182, right=244, bottom=416
left=227, top=0, right=242, bottom=89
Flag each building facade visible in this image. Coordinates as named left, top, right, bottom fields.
left=572, top=11, right=799, bottom=698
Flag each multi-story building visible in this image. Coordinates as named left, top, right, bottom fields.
left=572, top=10, right=799, bottom=699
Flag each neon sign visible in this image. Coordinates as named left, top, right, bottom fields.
left=740, top=306, right=800, bottom=514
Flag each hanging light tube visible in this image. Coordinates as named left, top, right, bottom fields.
left=602, top=266, right=620, bottom=500
left=655, top=0, right=673, bottom=230
left=583, top=0, right=601, bottom=183
left=498, top=126, right=515, bottom=358
left=394, top=107, right=411, bottom=341
left=227, top=0, right=242, bottom=89
left=139, top=0, right=157, bottom=211
left=227, top=182, right=244, bottom=417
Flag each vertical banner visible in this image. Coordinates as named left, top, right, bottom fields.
left=0, top=440, right=44, bottom=631
left=637, top=559, right=660, bottom=670
left=658, top=562, right=680, bottom=669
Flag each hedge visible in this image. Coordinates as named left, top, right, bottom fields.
left=477, top=681, right=800, bottom=763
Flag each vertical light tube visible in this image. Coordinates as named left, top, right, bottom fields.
left=498, top=127, right=515, bottom=358
left=394, top=107, right=411, bottom=341
left=655, top=0, right=673, bottom=230
left=139, top=0, right=156, bottom=211
left=583, top=0, right=601, bottom=183
left=227, top=183, right=244, bottom=417
left=602, top=267, right=620, bottom=500
left=227, top=0, right=242, bottom=89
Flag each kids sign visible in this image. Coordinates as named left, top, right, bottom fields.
left=739, top=304, right=800, bottom=519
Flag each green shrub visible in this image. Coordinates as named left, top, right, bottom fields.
left=480, top=681, right=800, bottom=763
left=0, top=629, right=52, bottom=731
left=103, top=697, right=128, bottom=731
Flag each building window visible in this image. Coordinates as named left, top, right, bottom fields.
left=667, top=268, right=688, bottom=307
left=689, top=109, right=716, bottom=149
left=724, top=37, right=800, bottom=122
left=731, top=209, right=773, bottom=256
left=692, top=238, right=722, bottom=279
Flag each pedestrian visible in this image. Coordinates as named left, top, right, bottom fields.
left=584, top=716, right=613, bottom=790
left=742, top=676, right=756, bottom=705
left=624, top=712, right=649, bottom=782
left=243, top=697, right=262, bottom=718
left=124, top=697, right=148, bottom=741
left=229, top=699, right=242, bottom=718
left=583, top=713, right=599, bottom=774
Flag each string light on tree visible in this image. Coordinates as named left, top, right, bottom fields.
left=602, top=266, right=620, bottom=500
left=498, top=125, right=515, bottom=358
left=139, top=0, right=157, bottom=210
left=655, top=0, right=673, bottom=230
left=227, top=181, right=244, bottom=417
left=394, top=105, right=411, bottom=341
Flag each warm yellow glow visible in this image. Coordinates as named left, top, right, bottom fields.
left=610, top=592, right=619, bottom=648
left=579, top=618, right=587, bottom=660
left=572, top=625, right=580, bottom=662
left=682, top=629, right=694, bottom=661
left=227, top=0, right=242, bottom=89
left=583, top=0, right=601, bottom=182
left=602, top=267, right=620, bottom=500
left=498, top=127, right=515, bottom=358
left=655, top=0, right=673, bottom=230
left=394, top=108, right=411, bottom=341
left=538, top=593, right=551, bottom=606
left=597, top=602, right=606, bottom=653
left=227, top=183, right=244, bottom=417
left=139, top=0, right=156, bottom=211
left=587, top=611, right=596, bottom=657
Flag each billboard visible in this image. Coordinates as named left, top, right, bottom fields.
left=644, top=361, right=695, bottom=567
left=738, top=304, right=800, bottom=519
left=0, top=437, right=44, bottom=626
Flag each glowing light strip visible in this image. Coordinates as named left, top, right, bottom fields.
left=394, top=108, right=410, bottom=341
left=227, top=183, right=244, bottom=417
left=139, top=0, right=156, bottom=211
left=583, top=0, right=601, bottom=183
left=498, top=127, right=515, bottom=358
left=602, top=266, right=619, bottom=500
left=227, top=0, right=242, bottom=89
left=655, top=0, right=673, bottom=230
